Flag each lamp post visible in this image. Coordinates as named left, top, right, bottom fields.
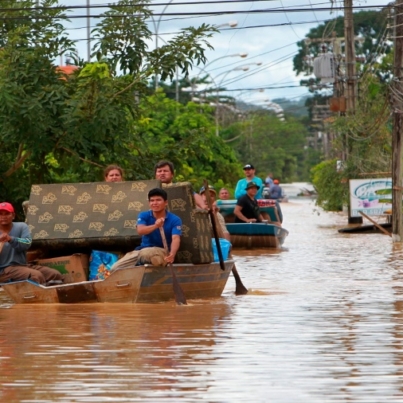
left=209, top=65, right=250, bottom=136
left=260, top=101, right=285, bottom=121
left=194, top=52, right=248, bottom=83
left=86, top=0, right=90, bottom=62
left=151, top=0, right=177, bottom=90
left=186, top=63, right=261, bottom=135
left=215, top=20, right=238, bottom=29
left=152, top=13, right=239, bottom=92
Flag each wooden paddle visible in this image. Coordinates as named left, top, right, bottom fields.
left=203, top=179, right=248, bottom=295
left=159, top=227, right=187, bottom=305
left=0, top=242, right=4, bottom=254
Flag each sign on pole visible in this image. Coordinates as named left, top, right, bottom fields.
left=349, top=178, right=392, bottom=217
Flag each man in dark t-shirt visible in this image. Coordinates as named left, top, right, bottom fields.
left=234, top=182, right=264, bottom=223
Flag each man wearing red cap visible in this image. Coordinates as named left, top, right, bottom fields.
left=0, top=202, right=63, bottom=285
left=269, top=179, right=283, bottom=200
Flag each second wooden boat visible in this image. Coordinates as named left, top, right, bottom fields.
left=226, top=222, right=289, bottom=248
left=217, top=199, right=289, bottom=248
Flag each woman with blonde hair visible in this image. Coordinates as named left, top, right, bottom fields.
left=104, top=165, right=124, bottom=182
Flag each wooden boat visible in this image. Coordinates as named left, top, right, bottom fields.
left=226, top=222, right=288, bottom=248
left=217, top=199, right=289, bottom=248
left=2, top=181, right=235, bottom=304
left=0, top=260, right=234, bottom=304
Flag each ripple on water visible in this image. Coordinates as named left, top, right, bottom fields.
left=0, top=200, right=403, bottom=402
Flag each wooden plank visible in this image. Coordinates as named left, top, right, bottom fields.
left=358, top=211, right=392, bottom=237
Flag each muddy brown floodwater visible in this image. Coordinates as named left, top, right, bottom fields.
left=1, top=198, right=403, bottom=402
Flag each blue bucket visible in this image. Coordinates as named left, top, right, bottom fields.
left=212, top=238, right=232, bottom=262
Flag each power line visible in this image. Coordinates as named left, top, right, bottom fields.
left=0, top=4, right=389, bottom=20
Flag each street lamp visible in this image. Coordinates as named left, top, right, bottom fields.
left=211, top=65, right=250, bottom=136
left=215, top=20, right=238, bottom=29
left=261, top=101, right=285, bottom=121
left=151, top=0, right=177, bottom=90
left=194, top=52, right=247, bottom=81
left=213, top=63, right=262, bottom=90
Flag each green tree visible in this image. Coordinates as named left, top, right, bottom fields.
left=135, top=92, right=241, bottom=190
left=311, top=159, right=347, bottom=211
left=0, top=0, right=218, bottom=209
left=222, top=111, right=309, bottom=182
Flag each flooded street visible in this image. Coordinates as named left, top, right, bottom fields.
left=1, top=198, right=403, bottom=402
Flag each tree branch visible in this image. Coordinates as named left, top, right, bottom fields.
left=0, top=145, right=32, bottom=182
left=60, top=147, right=104, bottom=168
left=224, top=134, right=242, bottom=143
left=112, top=76, right=142, bottom=99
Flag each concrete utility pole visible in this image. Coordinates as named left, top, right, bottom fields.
left=344, top=0, right=356, bottom=112
left=344, top=0, right=362, bottom=224
left=87, top=0, right=91, bottom=62
left=392, top=0, right=403, bottom=241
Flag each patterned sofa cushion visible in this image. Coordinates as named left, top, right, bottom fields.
left=164, top=183, right=213, bottom=264
left=27, top=180, right=159, bottom=253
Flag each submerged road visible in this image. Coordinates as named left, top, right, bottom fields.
left=0, top=198, right=402, bottom=402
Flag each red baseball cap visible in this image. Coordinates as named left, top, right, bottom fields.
left=0, top=202, right=14, bottom=213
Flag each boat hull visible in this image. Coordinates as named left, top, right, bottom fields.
left=1, top=266, right=145, bottom=304
left=226, top=223, right=289, bottom=249
left=137, top=261, right=234, bottom=303
left=0, top=261, right=234, bottom=304
left=217, top=199, right=289, bottom=248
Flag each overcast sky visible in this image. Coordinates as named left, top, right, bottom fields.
left=65, top=0, right=391, bottom=105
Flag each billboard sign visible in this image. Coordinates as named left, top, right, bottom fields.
left=349, top=178, right=392, bottom=217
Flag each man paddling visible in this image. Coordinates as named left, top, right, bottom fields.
left=111, top=188, right=182, bottom=270
left=0, top=202, right=63, bottom=285
left=136, top=188, right=182, bottom=264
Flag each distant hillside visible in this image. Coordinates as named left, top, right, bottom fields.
left=272, top=96, right=310, bottom=118
left=236, top=96, right=311, bottom=118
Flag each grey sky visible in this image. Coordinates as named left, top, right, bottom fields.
left=64, top=0, right=391, bottom=104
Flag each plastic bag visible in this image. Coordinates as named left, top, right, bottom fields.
left=89, top=250, right=119, bottom=281
left=211, top=238, right=231, bottom=262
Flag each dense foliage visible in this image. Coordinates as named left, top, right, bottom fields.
left=221, top=111, right=313, bottom=182
left=0, top=0, right=240, bottom=214
left=294, top=9, right=393, bottom=211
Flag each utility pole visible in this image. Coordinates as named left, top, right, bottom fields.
left=87, top=0, right=91, bottom=62
left=344, top=0, right=356, bottom=112
left=344, top=0, right=362, bottom=224
left=392, top=1, right=403, bottom=241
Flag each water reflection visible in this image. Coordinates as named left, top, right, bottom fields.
left=2, top=199, right=403, bottom=402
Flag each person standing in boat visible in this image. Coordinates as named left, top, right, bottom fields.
left=234, top=182, right=264, bottom=224
left=0, top=202, right=64, bottom=285
left=265, top=172, right=274, bottom=187
left=269, top=179, right=283, bottom=201
left=111, top=188, right=182, bottom=270
left=234, top=164, right=264, bottom=199
left=154, top=160, right=205, bottom=209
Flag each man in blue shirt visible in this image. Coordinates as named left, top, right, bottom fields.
left=137, top=188, right=182, bottom=264
left=111, top=188, right=182, bottom=270
left=234, top=164, right=264, bottom=199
